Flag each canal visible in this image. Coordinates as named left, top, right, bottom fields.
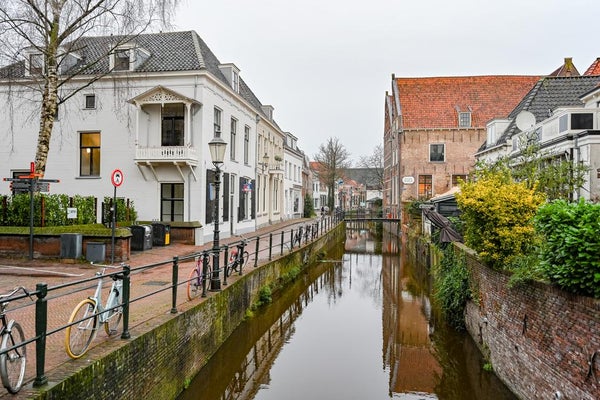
left=178, top=223, right=517, bottom=400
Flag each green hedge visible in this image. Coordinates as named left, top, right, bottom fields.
left=535, top=199, right=600, bottom=298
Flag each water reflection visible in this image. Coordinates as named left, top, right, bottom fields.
left=178, top=223, right=516, bottom=400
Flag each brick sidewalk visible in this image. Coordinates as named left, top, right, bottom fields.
left=0, top=218, right=317, bottom=399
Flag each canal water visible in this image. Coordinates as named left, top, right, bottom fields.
left=178, top=224, right=517, bottom=400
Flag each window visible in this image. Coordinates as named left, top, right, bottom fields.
left=161, top=183, right=184, bottom=222
left=80, top=132, right=100, bottom=176
left=571, top=113, right=594, bottom=130
left=430, top=144, right=445, bottom=162
left=29, top=53, right=44, bottom=75
left=244, top=126, right=250, bottom=164
left=230, top=118, right=237, bottom=160
left=84, top=94, right=96, bottom=109
left=114, top=49, right=130, bottom=71
left=452, top=175, right=468, bottom=186
left=232, top=70, right=239, bottom=93
left=418, top=175, right=432, bottom=199
left=161, top=104, right=184, bottom=146
left=214, top=108, right=222, bottom=137
left=459, top=112, right=471, bottom=128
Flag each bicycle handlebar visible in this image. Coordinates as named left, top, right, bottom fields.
left=0, top=286, right=29, bottom=301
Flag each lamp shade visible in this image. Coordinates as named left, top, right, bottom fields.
left=208, top=136, right=227, bottom=165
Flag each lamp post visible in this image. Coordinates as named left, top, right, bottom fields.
left=208, top=135, right=227, bottom=291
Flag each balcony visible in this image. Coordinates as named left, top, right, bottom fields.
left=266, top=162, right=284, bottom=174
left=135, top=146, right=199, bottom=181
left=135, top=146, right=199, bottom=166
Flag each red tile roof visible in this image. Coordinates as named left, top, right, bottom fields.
left=395, top=75, right=539, bottom=129
left=584, top=58, right=600, bottom=76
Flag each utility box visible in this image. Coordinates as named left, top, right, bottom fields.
left=86, top=242, right=106, bottom=263
left=60, top=233, right=82, bottom=260
left=152, top=223, right=171, bottom=246
left=130, top=225, right=153, bottom=251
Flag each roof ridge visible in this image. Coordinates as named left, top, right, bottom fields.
left=189, top=31, right=205, bottom=69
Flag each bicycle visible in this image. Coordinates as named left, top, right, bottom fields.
left=226, top=237, right=249, bottom=277
left=0, top=286, right=31, bottom=394
left=65, top=264, right=124, bottom=359
left=187, top=251, right=212, bottom=301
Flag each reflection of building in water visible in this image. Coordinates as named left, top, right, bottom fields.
left=221, top=265, right=342, bottom=400
left=382, top=244, right=441, bottom=396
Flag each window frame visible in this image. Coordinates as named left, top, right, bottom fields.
left=113, top=49, right=130, bottom=71
left=459, top=112, right=471, bottom=128
left=160, top=183, right=184, bottom=222
left=161, top=103, right=185, bottom=146
left=418, top=174, right=433, bottom=199
left=230, top=117, right=237, bottom=160
left=29, top=53, right=44, bottom=75
left=429, top=143, right=445, bottom=162
left=79, top=132, right=101, bottom=177
left=244, top=125, right=250, bottom=165
left=214, top=107, right=222, bottom=137
left=84, top=94, right=96, bottom=110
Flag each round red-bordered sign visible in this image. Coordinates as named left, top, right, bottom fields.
left=111, top=169, right=124, bottom=187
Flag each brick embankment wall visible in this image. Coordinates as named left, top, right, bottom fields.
left=405, top=232, right=600, bottom=400
left=28, top=224, right=346, bottom=400
left=461, top=245, right=600, bottom=400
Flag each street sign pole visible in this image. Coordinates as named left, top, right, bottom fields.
left=110, top=169, right=124, bottom=264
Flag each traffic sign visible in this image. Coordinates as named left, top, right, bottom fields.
left=111, top=169, right=124, bottom=187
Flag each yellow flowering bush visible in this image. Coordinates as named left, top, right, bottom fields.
left=456, top=171, right=545, bottom=269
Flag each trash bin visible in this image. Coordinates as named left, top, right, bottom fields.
left=152, top=223, right=171, bottom=246
left=60, top=233, right=82, bottom=259
left=86, top=242, right=106, bottom=263
left=130, top=225, right=153, bottom=251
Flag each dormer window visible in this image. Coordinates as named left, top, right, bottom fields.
left=232, top=70, right=239, bottom=93
left=459, top=112, right=471, bottom=128
left=29, top=53, right=44, bottom=75
left=114, top=49, right=130, bottom=71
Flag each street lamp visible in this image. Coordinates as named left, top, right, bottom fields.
left=208, top=135, right=227, bottom=291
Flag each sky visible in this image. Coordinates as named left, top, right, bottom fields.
left=173, top=0, right=600, bottom=164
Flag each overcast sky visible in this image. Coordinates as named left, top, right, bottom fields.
left=173, top=0, right=600, bottom=164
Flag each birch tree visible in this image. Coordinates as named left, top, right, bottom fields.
left=0, top=0, right=181, bottom=176
left=314, top=137, right=351, bottom=211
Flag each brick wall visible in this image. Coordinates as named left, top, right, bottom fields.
left=462, top=246, right=600, bottom=400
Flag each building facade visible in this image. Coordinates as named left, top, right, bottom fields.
left=0, top=31, right=298, bottom=243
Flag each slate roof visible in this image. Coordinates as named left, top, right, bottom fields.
left=480, top=75, right=600, bottom=151
left=0, top=30, right=277, bottom=121
left=394, top=75, right=539, bottom=129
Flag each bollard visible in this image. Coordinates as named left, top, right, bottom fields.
left=280, top=231, right=284, bottom=255
left=171, top=256, right=178, bottom=314
left=268, top=233, right=273, bottom=260
left=121, top=264, right=131, bottom=339
left=33, top=283, right=48, bottom=387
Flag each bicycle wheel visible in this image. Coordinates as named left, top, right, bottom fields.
left=187, top=265, right=202, bottom=301
left=65, top=298, right=98, bottom=359
left=0, top=321, right=27, bottom=394
left=104, top=303, right=123, bottom=336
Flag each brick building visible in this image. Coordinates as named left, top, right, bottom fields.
left=383, top=74, right=540, bottom=217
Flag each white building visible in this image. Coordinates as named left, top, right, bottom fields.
left=477, top=74, right=600, bottom=200
left=283, top=132, right=305, bottom=219
left=0, top=31, right=287, bottom=244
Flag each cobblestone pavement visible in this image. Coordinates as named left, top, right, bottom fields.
left=0, top=218, right=322, bottom=399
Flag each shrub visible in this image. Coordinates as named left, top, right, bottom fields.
left=432, top=246, right=470, bottom=330
left=534, top=199, right=600, bottom=298
left=456, top=170, right=545, bottom=269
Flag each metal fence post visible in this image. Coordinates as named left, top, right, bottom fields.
left=202, top=251, right=210, bottom=297
left=171, top=256, right=178, bottom=314
left=290, top=228, right=294, bottom=250
left=268, top=233, right=273, bottom=260
left=254, top=237, right=260, bottom=268
left=33, top=283, right=48, bottom=387
left=223, top=245, right=229, bottom=286
left=121, top=264, right=131, bottom=339
left=280, top=231, right=284, bottom=255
